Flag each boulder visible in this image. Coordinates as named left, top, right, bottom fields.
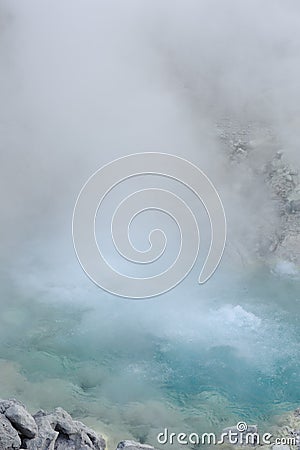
left=0, top=399, right=24, bottom=415
left=116, top=441, right=156, bottom=450
left=0, top=399, right=106, bottom=450
left=289, top=199, right=300, bottom=213
left=23, top=409, right=105, bottom=450
left=23, top=411, right=59, bottom=450
left=5, top=404, right=38, bottom=439
left=0, top=413, right=21, bottom=450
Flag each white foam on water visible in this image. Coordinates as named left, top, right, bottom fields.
left=273, top=260, right=299, bottom=278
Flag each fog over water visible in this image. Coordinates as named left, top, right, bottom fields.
left=1, top=1, right=300, bottom=448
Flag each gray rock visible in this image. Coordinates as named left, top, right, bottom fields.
left=289, top=200, right=300, bottom=213
left=23, top=411, right=58, bottom=450
left=74, top=422, right=105, bottom=450
left=50, top=408, right=78, bottom=435
left=116, top=441, right=156, bottom=450
left=22, top=409, right=105, bottom=450
left=5, top=404, right=38, bottom=439
left=72, top=429, right=101, bottom=449
left=54, top=434, right=77, bottom=450
left=0, top=399, right=106, bottom=450
left=0, top=399, right=24, bottom=415
left=0, top=413, right=21, bottom=450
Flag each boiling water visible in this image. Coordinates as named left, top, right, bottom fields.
left=1, top=262, right=299, bottom=448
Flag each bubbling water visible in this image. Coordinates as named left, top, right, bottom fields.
left=0, top=264, right=299, bottom=448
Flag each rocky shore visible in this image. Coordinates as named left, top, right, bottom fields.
left=3, top=398, right=300, bottom=450
left=217, top=119, right=300, bottom=272
left=0, top=399, right=155, bottom=450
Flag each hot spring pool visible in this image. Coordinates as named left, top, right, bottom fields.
left=0, top=265, right=300, bottom=448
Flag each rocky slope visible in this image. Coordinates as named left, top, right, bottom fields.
left=3, top=398, right=300, bottom=450
left=0, top=399, right=156, bottom=450
left=217, top=119, right=300, bottom=272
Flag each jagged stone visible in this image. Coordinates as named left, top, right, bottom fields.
left=5, top=404, right=38, bottom=439
left=50, top=408, right=78, bottom=435
left=0, top=399, right=24, bottom=415
left=116, top=441, right=156, bottom=450
left=23, top=411, right=59, bottom=450
left=0, top=413, right=21, bottom=450
left=21, top=408, right=106, bottom=450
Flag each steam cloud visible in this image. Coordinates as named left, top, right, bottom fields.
left=1, top=2, right=300, bottom=444
left=1, top=0, right=300, bottom=274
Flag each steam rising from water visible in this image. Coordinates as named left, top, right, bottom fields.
left=1, top=0, right=300, bottom=254
left=1, top=0, right=300, bottom=448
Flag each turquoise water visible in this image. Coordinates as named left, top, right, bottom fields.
left=0, top=265, right=300, bottom=448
